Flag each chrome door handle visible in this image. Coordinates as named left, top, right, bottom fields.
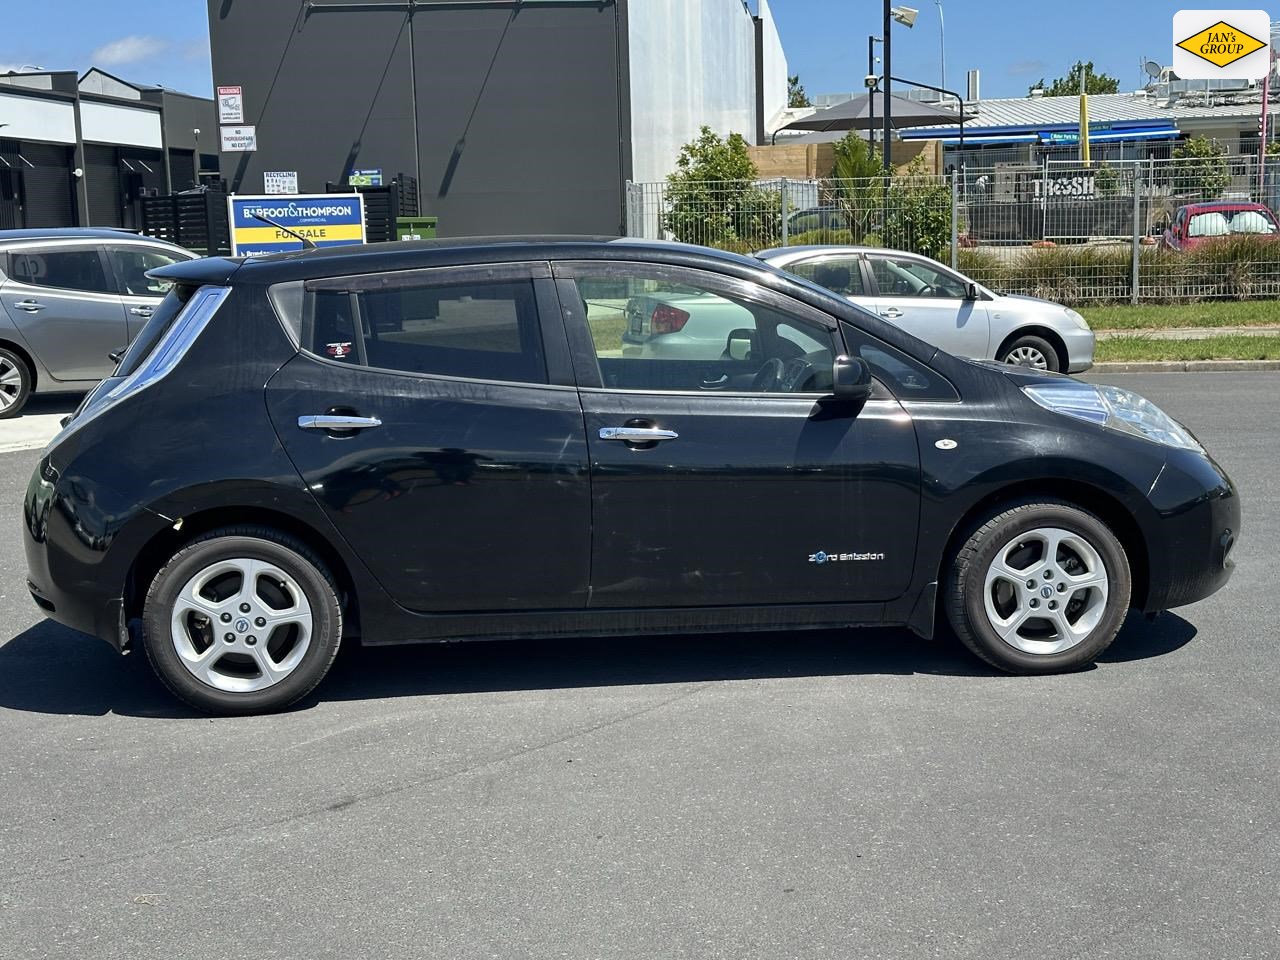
left=130, top=306, right=154, bottom=318
left=880, top=307, right=903, bottom=319
left=14, top=300, right=44, bottom=313
left=599, top=426, right=679, bottom=442
left=298, top=415, right=383, bottom=431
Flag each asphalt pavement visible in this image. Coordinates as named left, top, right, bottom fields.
left=0, top=373, right=1276, bottom=959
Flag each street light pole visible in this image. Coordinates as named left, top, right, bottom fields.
left=882, top=1, right=893, bottom=171
left=868, top=36, right=881, bottom=152
left=936, top=0, right=946, bottom=93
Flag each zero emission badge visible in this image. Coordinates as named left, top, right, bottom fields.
left=1173, top=10, right=1271, bottom=79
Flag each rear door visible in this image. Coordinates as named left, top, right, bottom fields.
left=265, top=261, right=592, bottom=613
left=866, top=252, right=990, bottom=358
left=105, top=243, right=195, bottom=340
left=1, top=243, right=128, bottom=381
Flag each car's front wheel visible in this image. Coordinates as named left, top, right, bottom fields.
left=945, top=501, right=1131, bottom=673
left=142, top=528, right=343, bottom=714
left=998, top=334, right=1060, bottom=372
left=0, top=347, right=33, bottom=419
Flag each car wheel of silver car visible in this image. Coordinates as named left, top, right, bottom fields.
left=142, top=527, right=343, bottom=714
left=998, top=335, right=1060, bottom=372
left=945, top=500, right=1131, bottom=673
left=0, top=347, right=33, bottom=420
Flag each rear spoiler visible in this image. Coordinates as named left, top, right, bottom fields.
left=147, top=256, right=242, bottom=286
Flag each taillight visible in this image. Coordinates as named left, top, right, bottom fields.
left=650, top=304, right=690, bottom=335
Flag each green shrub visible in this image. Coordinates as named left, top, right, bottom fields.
left=663, top=126, right=781, bottom=249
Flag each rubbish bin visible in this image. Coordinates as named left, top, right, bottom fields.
left=396, top=216, right=438, bottom=241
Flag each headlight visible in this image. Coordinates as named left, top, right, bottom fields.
left=1064, top=308, right=1090, bottom=331
left=1023, top=382, right=1202, bottom=451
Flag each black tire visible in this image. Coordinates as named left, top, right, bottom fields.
left=142, top=527, right=342, bottom=715
left=998, top=334, right=1061, bottom=372
left=945, top=501, right=1131, bottom=674
left=0, top=347, right=33, bottom=419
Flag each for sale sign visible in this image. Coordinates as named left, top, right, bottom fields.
left=227, top=194, right=366, bottom=256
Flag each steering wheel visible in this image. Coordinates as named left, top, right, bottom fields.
left=916, top=282, right=936, bottom=297
left=751, top=358, right=786, bottom=393
left=780, top=357, right=818, bottom=392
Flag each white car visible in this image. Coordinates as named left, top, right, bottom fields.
left=757, top=245, right=1095, bottom=373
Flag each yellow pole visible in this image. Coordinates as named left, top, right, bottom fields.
left=1080, top=92, right=1091, bottom=167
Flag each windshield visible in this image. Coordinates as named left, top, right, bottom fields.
left=1187, top=209, right=1278, bottom=237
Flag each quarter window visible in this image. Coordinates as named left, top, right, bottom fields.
left=9, top=248, right=112, bottom=294
left=304, top=276, right=546, bottom=384
left=574, top=270, right=837, bottom=394
left=870, top=256, right=968, bottom=299
left=786, top=256, right=866, bottom=296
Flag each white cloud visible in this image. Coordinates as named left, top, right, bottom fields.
left=91, top=35, right=168, bottom=67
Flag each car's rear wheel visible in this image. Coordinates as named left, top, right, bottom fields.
left=142, top=528, right=342, bottom=714
left=945, top=501, right=1131, bottom=673
left=0, top=348, right=33, bottom=419
left=998, top=334, right=1060, bottom=372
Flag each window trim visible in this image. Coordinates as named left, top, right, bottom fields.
left=550, top=259, right=843, bottom=396
left=296, top=261, right=566, bottom=389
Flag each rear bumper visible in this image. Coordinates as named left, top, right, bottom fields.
left=1142, top=448, right=1240, bottom=611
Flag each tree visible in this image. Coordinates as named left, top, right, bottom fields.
left=881, top=156, right=953, bottom=260
left=788, top=74, right=811, bottom=108
left=663, top=126, right=780, bottom=250
left=1030, top=61, right=1120, bottom=97
left=827, top=133, right=884, bottom=241
left=1171, top=135, right=1230, bottom=200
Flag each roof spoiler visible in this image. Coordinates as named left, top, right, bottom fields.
left=147, top=257, right=242, bottom=286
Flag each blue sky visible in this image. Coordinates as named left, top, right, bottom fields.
left=0, top=1, right=1238, bottom=101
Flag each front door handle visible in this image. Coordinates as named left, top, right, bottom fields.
left=14, top=300, right=44, bottom=313
left=298, top=414, right=383, bottom=431
left=880, top=307, right=903, bottom=319
left=130, top=306, right=154, bottom=318
left=599, top=426, right=679, bottom=443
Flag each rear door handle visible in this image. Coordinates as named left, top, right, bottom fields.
left=298, top=415, right=383, bottom=431
left=130, top=306, right=154, bottom=318
left=14, top=300, right=44, bottom=313
left=880, top=307, right=903, bottom=319
left=599, top=426, right=679, bottom=442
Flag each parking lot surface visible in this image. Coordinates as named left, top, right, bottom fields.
left=0, top=373, right=1276, bottom=959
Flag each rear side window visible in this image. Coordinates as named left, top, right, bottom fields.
left=9, top=247, right=112, bottom=294
left=786, top=257, right=866, bottom=296
left=303, top=276, right=546, bottom=384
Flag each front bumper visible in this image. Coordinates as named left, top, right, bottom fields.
left=1062, top=327, right=1096, bottom=374
left=1142, top=447, right=1240, bottom=611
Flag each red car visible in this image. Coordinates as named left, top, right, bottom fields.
left=1161, top=201, right=1280, bottom=251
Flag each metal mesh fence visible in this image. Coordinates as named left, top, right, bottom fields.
left=626, top=155, right=1280, bottom=304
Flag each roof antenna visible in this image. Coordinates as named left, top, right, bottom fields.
left=250, top=211, right=317, bottom=250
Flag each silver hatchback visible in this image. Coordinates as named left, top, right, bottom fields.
left=0, top=228, right=196, bottom=417
left=757, top=245, right=1095, bottom=373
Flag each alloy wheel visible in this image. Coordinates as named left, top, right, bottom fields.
left=169, top=558, right=314, bottom=693
left=1005, top=346, right=1049, bottom=369
left=982, top=526, right=1109, bottom=655
left=0, top=357, right=23, bottom=411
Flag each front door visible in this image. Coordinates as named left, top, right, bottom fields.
left=556, top=261, right=921, bottom=610
left=265, top=262, right=591, bottom=613
left=1, top=243, right=127, bottom=381
left=866, top=252, right=989, bottom=358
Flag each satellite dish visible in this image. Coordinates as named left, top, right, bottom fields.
left=1143, top=60, right=1164, bottom=79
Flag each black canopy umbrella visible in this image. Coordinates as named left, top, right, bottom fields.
left=778, top=92, right=973, bottom=134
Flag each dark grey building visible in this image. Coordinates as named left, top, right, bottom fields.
left=0, top=69, right=218, bottom=229
left=206, top=0, right=787, bottom=236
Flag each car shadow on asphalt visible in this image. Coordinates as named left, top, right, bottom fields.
left=0, top=610, right=1198, bottom=719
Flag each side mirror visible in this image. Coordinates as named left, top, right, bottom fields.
left=832, top=355, right=873, bottom=402
left=965, top=281, right=980, bottom=301
left=726, top=331, right=755, bottom=361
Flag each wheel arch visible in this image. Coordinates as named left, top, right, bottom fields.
left=124, top=505, right=362, bottom=640
left=0, top=337, right=38, bottom=392
left=936, top=477, right=1151, bottom=613
left=995, top=326, right=1068, bottom=371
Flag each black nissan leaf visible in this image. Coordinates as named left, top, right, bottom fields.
left=23, top=238, right=1239, bottom=714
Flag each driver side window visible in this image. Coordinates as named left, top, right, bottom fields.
left=870, top=255, right=968, bottom=299
left=573, top=270, right=837, bottom=394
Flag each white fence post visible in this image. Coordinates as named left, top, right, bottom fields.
left=780, top=178, right=790, bottom=247
left=950, top=168, right=959, bottom=269
left=1130, top=167, right=1141, bottom=306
